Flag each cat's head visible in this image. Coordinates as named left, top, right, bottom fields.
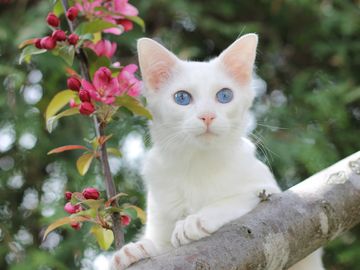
left=137, top=34, right=258, bottom=151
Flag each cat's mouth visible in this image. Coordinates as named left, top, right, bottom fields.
left=197, top=130, right=218, bottom=138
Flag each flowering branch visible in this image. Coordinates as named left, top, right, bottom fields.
left=60, top=0, right=124, bottom=249
left=19, top=0, right=149, bottom=251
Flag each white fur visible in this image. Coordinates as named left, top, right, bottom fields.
left=111, top=35, right=324, bottom=270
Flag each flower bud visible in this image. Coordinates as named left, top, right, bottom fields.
left=66, top=7, right=79, bottom=21
left=70, top=222, right=82, bottom=230
left=34, top=38, right=43, bottom=49
left=120, top=215, right=131, bottom=226
left=40, top=36, right=56, bottom=50
left=65, top=191, right=72, bottom=201
left=67, top=76, right=81, bottom=91
left=68, top=33, right=79, bottom=45
left=82, top=187, right=100, bottom=200
left=52, top=30, right=66, bottom=42
left=64, top=202, right=82, bottom=214
left=79, top=102, right=95, bottom=115
left=116, top=19, right=133, bottom=32
left=79, top=89, right=91, bottom=102
left=46, top=12, right=60, bottom=27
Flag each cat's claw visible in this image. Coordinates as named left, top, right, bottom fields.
left=110, top=239, right=157, bottom=270
left=171, top=214, right=213, bottom=247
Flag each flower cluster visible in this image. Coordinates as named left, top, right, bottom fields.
left=68, top=65, right=141, bottom=115
left=75, top=0, right=138, bottom=35
left=64, top=187, right=131, bottom=230
left=34, top=9, right=80, bottom=51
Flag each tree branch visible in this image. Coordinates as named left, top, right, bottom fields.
left=60, top=0, right=124, bottom=249
left=128, top=151, right=360, bottom=270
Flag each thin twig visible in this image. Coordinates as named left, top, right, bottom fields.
left=60, top=0, right=124, bottom=249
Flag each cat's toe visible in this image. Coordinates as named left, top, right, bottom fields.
left=110, top=239, right=157, bottom=270
left=171, top=215, right=212, bottom=247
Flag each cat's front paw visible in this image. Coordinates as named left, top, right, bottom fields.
left=110, top=239, right=157, bottom=270
left=171, top=214, right=214, bottom=248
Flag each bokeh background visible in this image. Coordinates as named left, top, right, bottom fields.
left=1, top=0, right=360, bottom=269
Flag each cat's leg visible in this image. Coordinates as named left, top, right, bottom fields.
left=288, top=249, right=324, bottom=270
left=111, top=210, right=174, bottom=270
left=171, top=191, right=273, bottom=247
left=110, top=238, right=158, bottom=270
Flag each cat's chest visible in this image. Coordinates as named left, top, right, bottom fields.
left=150, top=156, right=241, bottom=215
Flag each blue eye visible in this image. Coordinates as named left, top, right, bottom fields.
left=216, top=88, right=233, bottom=103
left=174, top=90, right=191, bottom=105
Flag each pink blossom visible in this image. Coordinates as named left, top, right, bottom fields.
left=103, top=0, right=139, bottom=35
left=118, top=64, right=141, bottom=97
left=75, top=0, right=102, bottom=17
left=75, top=0, right=138, bottom=35
left=85, top=40, right=117, bottom=59
left=112, top=0, right=138, bottom=17
left=82, top=67, right=120, bottom=104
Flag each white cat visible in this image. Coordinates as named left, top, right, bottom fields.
left=110, top=34, right=324, bottom=270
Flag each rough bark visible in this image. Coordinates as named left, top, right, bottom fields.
left=128, top=151, right=360, bottom=270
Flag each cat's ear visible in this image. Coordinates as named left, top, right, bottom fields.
left=137, top=38, right=178, bottom=91
left=218, top=33, right=258, bottom=85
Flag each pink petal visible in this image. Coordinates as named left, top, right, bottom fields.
left=123, top=64, right=138, bottom=74
left=81, top=79, right=96, bottom=92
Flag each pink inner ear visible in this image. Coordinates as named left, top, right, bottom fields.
left=145, top=60, right=175, bottom=91
left=138, top=39, right=177, bottom=91
left=219, top=35, right=258, bottom=86
left=224, top=56, right=253, bottom=85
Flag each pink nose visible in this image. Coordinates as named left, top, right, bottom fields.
left=199, top=113, right=216, bottom=126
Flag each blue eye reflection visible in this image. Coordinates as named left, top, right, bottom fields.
left=216, top=88, right=233, bottom=103
left=174, top=90, right=191, bottom=105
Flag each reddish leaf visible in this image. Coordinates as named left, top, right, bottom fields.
left=18, top=38, right=38, bottom=49
left=43, top=216, right=90, bottom=240
left=48, top=145, right=89, bottom=155
left=98, top=134, right=113, bottom=146
left=65, top=67, right=80, bottom=77
left=105, top=193, right=128, bottom=207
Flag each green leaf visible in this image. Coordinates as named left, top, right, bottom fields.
left=76, top=153, right=94, bottom=176
left=115, top=95, right=152, bottom=119
left=56, top=45, right=75, bottom=66
left=123, top=205, right=146, bottom=224
left=70, top=192, right=85, bottom=205
left=53, top=0, right=64, bottom=16
left=89, top=56, right=111, bottom=78
left=46, top=107, right=79, bottom=133
left=43, top=216, right=90, bottom=240
left=107, top=147, right=122, bottom=157
left=73, top=208, right=97, bottom=218
left=91, top=225, right=114, bottom=250
left=81, top=199, right=105, bottom=210
left=76, top=20, right=120, bottom=35
left=124, top=15, right=145, bottom=32
left=19, top=46, right=47, bottom=64
left=83, top=48, right=111, bottom=77
left=45, top=90, right=77, bottom=122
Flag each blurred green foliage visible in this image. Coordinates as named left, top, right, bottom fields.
left=0, top=0, right=359, bottom=269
